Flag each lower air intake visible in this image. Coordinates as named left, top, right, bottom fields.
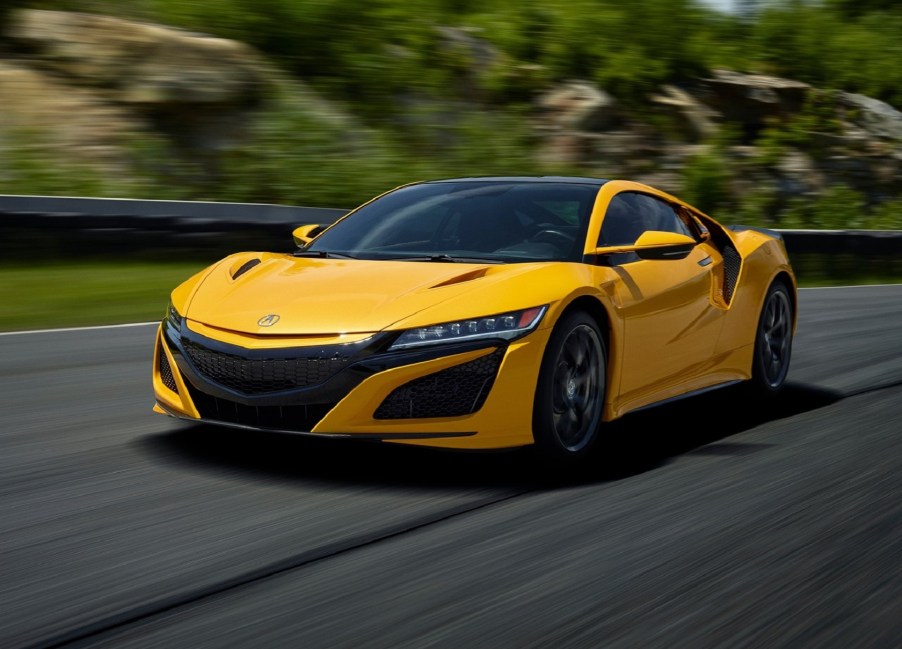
left=374, top=348, right=504, bottom=419
left=186, top=384, right=334, bottom=433
left=159, top=347, right=178, bottom=393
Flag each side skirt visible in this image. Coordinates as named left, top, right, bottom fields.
left=627, top=380, right=743, bottom=414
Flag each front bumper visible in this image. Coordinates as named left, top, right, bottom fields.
left=152, top=318, right=548, bottom=449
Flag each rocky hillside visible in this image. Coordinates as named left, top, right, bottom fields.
left=1, top=7, right=901, bottom=229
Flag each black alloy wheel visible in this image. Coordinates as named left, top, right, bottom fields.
left=751, top=280, right=794, bottom=394
left=533, top=310, right=606, bottom=463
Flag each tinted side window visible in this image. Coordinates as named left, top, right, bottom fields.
left=598, top=192, right=692, bottom=246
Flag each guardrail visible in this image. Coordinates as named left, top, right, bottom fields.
left=0, top=195, right=346, bottom=232
left=0, top=195, right=348, bottom=257
left=2, top=195, right=902, bottom=257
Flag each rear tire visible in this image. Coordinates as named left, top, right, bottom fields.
left=532, top=311, right=606, bottom=465
left=749, top=280, right=794, bottom=395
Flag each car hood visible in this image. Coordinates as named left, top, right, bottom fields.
left=184, top=254, right=532, bottom=335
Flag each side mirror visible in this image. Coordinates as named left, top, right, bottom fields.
left=292, top=224, right=324, bottom=248
left=593, top=231, right=696, bottom=261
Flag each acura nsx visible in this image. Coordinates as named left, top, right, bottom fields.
left=152, top=178, right=796, bottom=462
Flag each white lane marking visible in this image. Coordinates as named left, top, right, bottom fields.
left=799, top=283, right=902, bottom=290
left=2, top=283, right=901, bottom=336
left=0, top=321, right=158, bottom=336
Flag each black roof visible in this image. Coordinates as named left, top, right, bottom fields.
left=423, top=176, right=608, bottom=187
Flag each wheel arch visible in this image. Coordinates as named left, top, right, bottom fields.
left=748, top=269, right=796, bottom=394
left=551, top=294, right=623, bottom=421
left=556, top=294, right=612, bottom=354
left=772, top=269, right=798, bottom=329
left=531, top=296, right=612, bottom=462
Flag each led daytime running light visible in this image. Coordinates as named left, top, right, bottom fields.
left=167, top=302, right=182, bottom=328
left=390, top=306, right=547, bottom=350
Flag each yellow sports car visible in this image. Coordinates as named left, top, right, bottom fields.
left=153, top=177, right=796, bottom=462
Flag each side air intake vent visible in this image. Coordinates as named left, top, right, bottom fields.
left=722, top=244, right=741, bottom=303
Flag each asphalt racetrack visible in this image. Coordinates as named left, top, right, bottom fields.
left=2, top=285, right=901, bottom=648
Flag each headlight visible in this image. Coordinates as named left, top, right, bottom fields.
left=166, top=302, right=182, bottom=328
left=389, top=306, right=547, bottom=350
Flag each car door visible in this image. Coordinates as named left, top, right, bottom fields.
left=598, top=191, right=725, bottom=406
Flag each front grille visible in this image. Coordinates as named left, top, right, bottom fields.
left=722, top=244, right=741, bottom=303
left=182, top=339, right=350, bottom=394
left=159, top=347, right=178, bottom=393
left=374, top=348, right=504, bottom=419
left=186, top=384, right=335, bottom=432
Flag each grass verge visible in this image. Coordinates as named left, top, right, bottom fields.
left=0, top=261, right=208, bottom=332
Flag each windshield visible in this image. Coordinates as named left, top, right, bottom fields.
left=306, top=181, right=600, bottom=263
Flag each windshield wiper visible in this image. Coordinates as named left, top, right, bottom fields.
left=293, top=250, right=357, bottom=259
left=383, top=254, right=505, bottom=264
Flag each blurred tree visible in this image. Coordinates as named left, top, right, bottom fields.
left=826, top=0, right=902, bottom=17
left=2, top=0, right=902, bottom=227
left=681, top=146, right=733, bottom=216
left=0, top=0, right=28, bottom=37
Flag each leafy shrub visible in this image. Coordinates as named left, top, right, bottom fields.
left=680, top=146, right=733, bottom=216
left=779, top=184, right=867, bottom=229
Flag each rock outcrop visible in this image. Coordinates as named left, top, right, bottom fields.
left=0, top=60, right=135, bottom=161
left=3, top=9, right=271, bottom=160
left=2, top=8, right=901, bottom=216
left=651, top=84, right=719, bottom=142
left=536, top=80, right=618, bottom=133
left=532, top=69, right=902, bottom=206
left=700, top=69, right=811, bottom=131
left=837, top=92, right=902, bottom=146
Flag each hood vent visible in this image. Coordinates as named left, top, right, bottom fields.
left=231, top=258, right=261, bottom=280
left=429, top=267, right=489, bottom=289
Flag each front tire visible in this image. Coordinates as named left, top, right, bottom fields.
left=750, top=280, right=794, bottom=395
left=533, top=311, right=606, bottom=464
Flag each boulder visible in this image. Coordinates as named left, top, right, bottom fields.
left=701, top=69, right=811, bottom=131
left=434, top=26, right=500, bottom=101
left=435, top=26, right=498, bottom=77
left=9, top=9, right=270, bottom=152
left=536, top=80, right=617, bottom=132
left=11, top=9, right=266, bottom=105
left=837, top=92, right=902, bottom=143
left=0, top=61, right=134, bottom=162
left=774, top=148, right=823, bottom=197
left=651, top=84, right=719, bottom=141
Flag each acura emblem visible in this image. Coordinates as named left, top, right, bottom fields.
left=258, top=314, right=280, bottom=327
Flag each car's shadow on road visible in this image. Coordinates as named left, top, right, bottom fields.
left=138, top=382, right=840, bottom=490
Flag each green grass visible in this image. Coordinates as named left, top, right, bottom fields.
left=0, top=261, right=207, bottom=331
left=1, top=260, right=900, bottom=332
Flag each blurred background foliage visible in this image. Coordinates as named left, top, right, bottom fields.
left=3, top=0, right=902, bottom=328
left=1, top=0, right=902, bottom=228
